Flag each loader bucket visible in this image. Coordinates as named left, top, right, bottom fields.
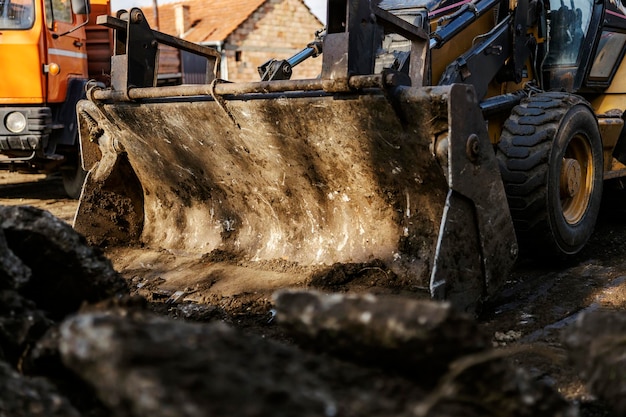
left=74, top=79, right=517, bottom=312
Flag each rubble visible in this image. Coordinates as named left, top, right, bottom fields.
left=0, top=204, right=598, bottom=417
left=58, top=304, right=577, bottom=417
left=0, top=205, right=127, bottom=317
left=273, top=290, right=490, bottom=382
left=0, top=228, right=30, bottom=289
left=0, top=360, right=80, bottom=417
left=0, top=205, right=129, bottom=415
left=0, top=290, right=52, bottom=365
left=274, top=290, right=577, bottom=417
left=58, top=309, right=424, bottom=417
left=564, top=309, right=626, bottom=415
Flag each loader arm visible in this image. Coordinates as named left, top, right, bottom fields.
left=435, top=0, right=534, bottom=99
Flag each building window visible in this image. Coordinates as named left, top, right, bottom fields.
left=235, top=51, right=242, bottom=62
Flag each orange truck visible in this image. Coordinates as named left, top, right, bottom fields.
left=0, top=0, right=111, bottom=197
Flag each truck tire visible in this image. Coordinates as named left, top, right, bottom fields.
left=496, top=92, right=603, bottom=256
left=62, top=163, right=88, bottom=199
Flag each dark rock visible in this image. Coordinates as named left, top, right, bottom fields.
left=0, top=290, right=53, bottom=365
left=58, top=310, right=427, bottom=417
left=21, top=326, right=111, bottom=417
left=415, top=350, right=578, bottom=417
left=0, top=228, right=31, bottom=290
left=273, top=290, right=490, bottom=383
left=21, top=326, right=63, bottom=375
left=23, top=295, right=150, bottom=417
left=0, top=360, right=80, bottom=417
left=564, top=310, right=626, bottom=415
left=273, top=291, right=577, bottom=416
left=0, top=205, right=128, bottom=318
left=24, top=293, right=150, bottom=375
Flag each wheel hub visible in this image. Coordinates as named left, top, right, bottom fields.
left=560, top=158, right=581, bottom=199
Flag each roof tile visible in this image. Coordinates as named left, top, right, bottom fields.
left=143, top=0, right=270, bottom=43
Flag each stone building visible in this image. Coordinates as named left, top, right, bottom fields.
left=144, top=0, right=324, bottom=82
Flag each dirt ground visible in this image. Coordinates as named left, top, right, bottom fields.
left=0, top=172, right=77, bottom=223
left=1, top=171, right=625, bottom=415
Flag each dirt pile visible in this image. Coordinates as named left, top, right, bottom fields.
left=0, top=204, right=623, bottom=416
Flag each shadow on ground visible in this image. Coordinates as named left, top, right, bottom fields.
left=0, top=174, right=67, bottom=200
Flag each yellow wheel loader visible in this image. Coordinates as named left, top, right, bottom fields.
left=73, top=0, right=626, bottom=311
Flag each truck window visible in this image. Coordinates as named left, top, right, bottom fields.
left=545, top=0, right=593, bottom=66
left=44, top=0, right=72, bottom=28
left=0, top=0, right=35, bottom=29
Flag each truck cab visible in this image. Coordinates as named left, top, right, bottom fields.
left=0, top=0, right=111, bottom=197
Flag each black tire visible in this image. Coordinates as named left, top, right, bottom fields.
left=61, top=162, right=88, bottom=199
left=497, top=92, right=603, bottom=256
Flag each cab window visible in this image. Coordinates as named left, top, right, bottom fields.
left=44, top=0, right=72, bottom=28
left=545, top=0, right=594, bottom=66
left=0, top=0, right=35, bottom=30
left=589, top=31, right=626, bottom=80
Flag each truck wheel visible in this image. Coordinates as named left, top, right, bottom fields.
left=62, top=163, right=88, bottom=199
left=497, top=92, right=603, bottom=256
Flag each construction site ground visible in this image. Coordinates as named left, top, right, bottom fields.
left=1, top=171, right=625, bottom=416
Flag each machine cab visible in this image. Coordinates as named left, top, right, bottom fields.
left=0, top=0, right=91, bottom=104
left=543, top=0, right=626, bottom=92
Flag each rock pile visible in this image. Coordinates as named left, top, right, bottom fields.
left=0, top=205, right=623, bottom=416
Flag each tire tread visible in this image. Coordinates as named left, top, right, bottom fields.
left=496, top=92, right=588, bottom=254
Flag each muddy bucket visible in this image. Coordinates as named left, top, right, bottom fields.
left=75, top=79, right=516, bottom=311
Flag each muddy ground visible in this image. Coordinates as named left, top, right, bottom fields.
left=1, top=171, right=625, bottom=416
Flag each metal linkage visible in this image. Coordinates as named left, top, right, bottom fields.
left=97, top=8, right=221, bottom=97
left=258, top=30, right=324, bottom=81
